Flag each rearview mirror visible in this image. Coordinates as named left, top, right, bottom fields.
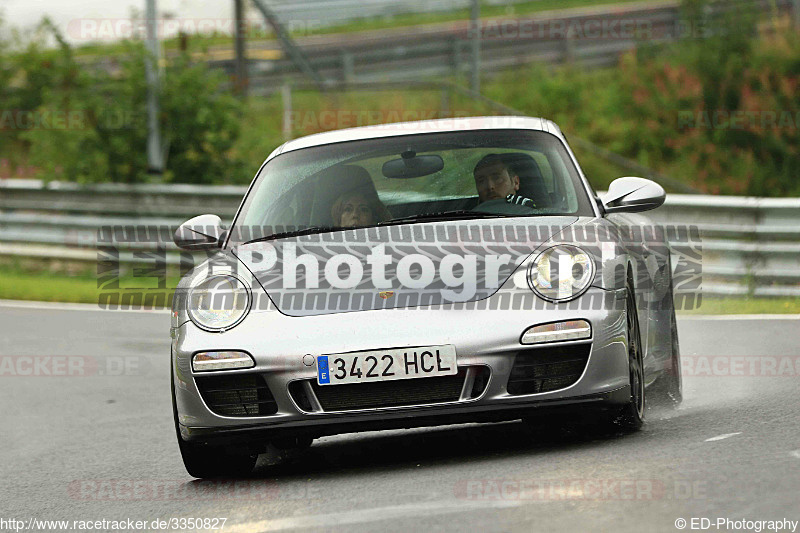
left=382, top=152, right=444, bottom=179
left=173, top=214, right=225, bottom=250
left=602, top=177, right=665, bottom=214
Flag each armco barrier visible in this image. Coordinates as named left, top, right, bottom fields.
left=237, top=0, right=793, bottom=90
left=1, top=179, right=798, bottom=297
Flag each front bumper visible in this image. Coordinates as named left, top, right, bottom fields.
left=172, top=287, right=630, bottom=444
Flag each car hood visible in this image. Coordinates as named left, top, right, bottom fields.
left=233, top=216, right=579, bottom=317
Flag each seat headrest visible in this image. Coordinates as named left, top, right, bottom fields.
left=501, top=153, right=543, bottom=181
left=501, top=153, right=551, bottom=207
left=309, top=165, right=379, bottom=225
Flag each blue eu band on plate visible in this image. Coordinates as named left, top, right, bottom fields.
left=317, top=355, right=330, bottom=384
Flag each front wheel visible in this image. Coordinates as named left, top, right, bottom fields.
left=662, top=282, right=683, bottom=407
left=615, top=283, right=646, bottom=431
left=171, top=371, right=257, bottom=478
left=650, top=272, right=683, bottom=408
left=177, top=436, right=258, bottom=479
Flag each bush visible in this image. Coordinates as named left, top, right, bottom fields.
left=4, top=5, right=799, bottom=195
left=485, top=3, right=800, bottom=196
left=14, top=22, right=243, bottom=184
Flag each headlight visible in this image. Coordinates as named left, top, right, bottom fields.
left=528, top=245, right=595, bottom=302
left=187, top=275, right=251, bottom=331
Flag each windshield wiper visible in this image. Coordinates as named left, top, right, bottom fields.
left=241, top=226, right=337, bottom=245
left=380, top=210, right=506, bottom=226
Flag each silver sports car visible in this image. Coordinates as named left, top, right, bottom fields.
left=170, top=116, right=682, bottom=478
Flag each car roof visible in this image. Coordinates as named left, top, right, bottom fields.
left=268, top=116, right=563, bottom=159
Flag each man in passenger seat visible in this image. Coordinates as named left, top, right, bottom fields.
left=473, top=154, right=536, bottom=207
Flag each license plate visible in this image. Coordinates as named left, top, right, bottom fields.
left=317, top=345, right=457, bottom=386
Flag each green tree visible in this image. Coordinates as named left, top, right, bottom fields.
left=19, top=23, right=243, bottom=184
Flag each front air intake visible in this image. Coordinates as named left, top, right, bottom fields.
left=506, top=343, right=591, bottom=395
left=195, top=374, right=278, bottom=417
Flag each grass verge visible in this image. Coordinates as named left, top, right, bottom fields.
left=0, top=268, right=176, bottom=307
left=677, top=297, right=800, bottom=316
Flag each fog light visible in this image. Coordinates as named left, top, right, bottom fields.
left=520, top=320, right=591, bottom=345
left=192, top=351, right=255, bottom=372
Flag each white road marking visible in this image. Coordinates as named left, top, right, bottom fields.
left=704, top=432, right=742, bottom=442
left=222, top=499, right=524, bottom=533
left=790, top=450, right=800, bottom=459
left=0, top=299, right=169, bottom=314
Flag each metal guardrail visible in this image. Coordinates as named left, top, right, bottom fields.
left=267, top=0, right=532, bottom=28
left=213, top=0, right=794, bottom=90
left=644, top=197, right=800, bottom=297
left=1, top=179, right=798, bottom=297
left=239, top=2, right=682, bottom=88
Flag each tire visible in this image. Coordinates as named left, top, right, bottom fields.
left=662, top=303, right=683, bottom=407
left=650, top=269, right=683, bottom=408
left=615, top=281, right=646, bottom=431
left=176, top=436, right=258, bottom=479
left=171, top=371, right=258, bottom=479
left=272, top=435, right=314, bottom=450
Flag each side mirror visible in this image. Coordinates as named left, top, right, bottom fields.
left=602, top=177, right=665, bottom=214
left=173, top=214, right=226, bottom=250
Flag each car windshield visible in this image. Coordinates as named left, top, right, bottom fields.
left=230, top=129, right=595, bottom=244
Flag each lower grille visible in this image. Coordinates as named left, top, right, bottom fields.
left=506, top=343, right=591, bottom=395
left=307, top=371, right=467, bottom=411
left=195, top=374, right=278, bottom=417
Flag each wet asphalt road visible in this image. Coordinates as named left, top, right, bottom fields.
left=1, top=302, right=799, bottom=533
